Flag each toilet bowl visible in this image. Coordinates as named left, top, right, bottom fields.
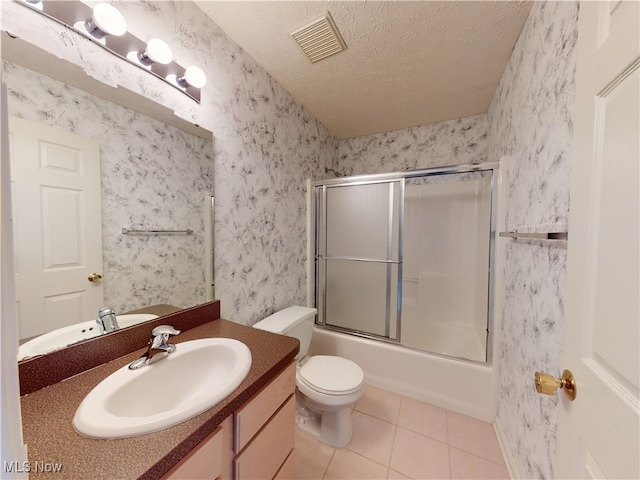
left=253, top=306, right=365, bottom=447
left=296, top=355, right=365, bottom=447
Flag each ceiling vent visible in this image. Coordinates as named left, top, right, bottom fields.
left=290, top=13, right=347, bottom=63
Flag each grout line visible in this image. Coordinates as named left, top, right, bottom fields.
left=353, top=409, right=397, bottom=428
left=450, top=446, right=509, bottom=468
left=344, top=447, right=391, bottom=470
left=321, top=447, right=336, bottom=480
left=389, top=421, right=400, bottom=475
left=445, top=410, right=506, bottom=466
left=312, top=387, right=505, bottom=479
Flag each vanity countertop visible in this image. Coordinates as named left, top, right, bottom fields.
left=19, top=316, right=299, bottom=479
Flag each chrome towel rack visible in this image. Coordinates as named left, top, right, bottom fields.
left=499, top=231, right=568, bottom=241
left=122, top=228, right=194, bottom=235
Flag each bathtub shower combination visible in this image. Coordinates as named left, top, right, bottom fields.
left=311, top=162, right=501, bottom=421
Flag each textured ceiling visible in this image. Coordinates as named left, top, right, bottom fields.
left=196, top=1, right=532, bottom=139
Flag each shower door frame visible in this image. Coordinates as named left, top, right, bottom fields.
left=313, top=161, right=499, bottom=365
left=315, top=177, right=404, bottom=342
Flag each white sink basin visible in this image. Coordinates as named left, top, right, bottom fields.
left=17, top=314, right=158, bottom=360
left=73, top=338, right=252, bottom=438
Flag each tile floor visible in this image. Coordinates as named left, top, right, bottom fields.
left=293, top=385, right=508, bottom=480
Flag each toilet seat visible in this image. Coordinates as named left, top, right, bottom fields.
left=298, top=355, right=364, bottom=395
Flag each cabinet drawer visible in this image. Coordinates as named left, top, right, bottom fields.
left=234, top=361, right=295, bottom=453
left=163, top=425, right=223, bottom=480
left=234, top=395, right=295, bottom=480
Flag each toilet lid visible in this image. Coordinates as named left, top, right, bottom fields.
left=298, top=355, right=364, bottom=395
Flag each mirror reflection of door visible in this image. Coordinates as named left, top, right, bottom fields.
left=9, top=116, right=104, bottom=340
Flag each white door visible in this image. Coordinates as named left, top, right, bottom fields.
left=9, top=116, right=104, bottom=339
left=555, top=1, right=639, bottom=478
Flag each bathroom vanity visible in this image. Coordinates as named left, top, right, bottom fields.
left=18, top=301, right=299, bottom=479
left=164, top=363, right=296, bottom=480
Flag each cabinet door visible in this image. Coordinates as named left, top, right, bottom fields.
left=234, top=362, right=295, bottom=452
left=234, top=396, right=295, bottom=480
left=163, top=425, right=224, bottom=480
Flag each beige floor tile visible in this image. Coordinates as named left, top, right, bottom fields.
left=397, top=396, right=448, bottom=444
left=355, top=385, right=402, bottom=424
left=390, top=427, right=450, bottom=480
left=347, top=411, right=396, bottom=467
left=449, top=448, right=509, bottom=479
left=294, top=429, right=336, bottom=480
left=446, top=411, right=505, bottom=465
left=387, top=469, right=412, bottom=479
left=324, top=448, right=389, bottom=480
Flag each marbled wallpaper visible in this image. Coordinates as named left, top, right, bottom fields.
left=3, top=61, right=213, bottom=314
left=2, top=1, right=336, bottom=325
left=334, top=114, right=488, bottom=177
left=3, top=4, right=581, bottom=477
left=486, top=1, right=578, bottom=478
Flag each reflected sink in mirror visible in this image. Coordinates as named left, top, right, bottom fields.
left=17, top=314, right=158, bottom=361
left=73, top=338, right=252, bottom=439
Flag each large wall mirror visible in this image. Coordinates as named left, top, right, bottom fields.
left=3, top=35, right=214, bottom=359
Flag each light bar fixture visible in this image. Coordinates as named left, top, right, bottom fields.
left=17, top=0, right=206, bottom=103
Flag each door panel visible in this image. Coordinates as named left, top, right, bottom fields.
left=556, top=1, right=639, bottom=478
left=325, top=182, right=399, bottom=260
left=317, top=180, right=402, bottom=340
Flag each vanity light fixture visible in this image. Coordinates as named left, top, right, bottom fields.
left=85, top=2, right=127, bottom=39
left=176, top=66, right=207, bottom=89
left=137, top=38, right=173, bottom=66
left=17, top=0, right=205, bottom=103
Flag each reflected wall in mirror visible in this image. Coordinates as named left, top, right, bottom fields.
left=3, top=61, right=214, bottom=342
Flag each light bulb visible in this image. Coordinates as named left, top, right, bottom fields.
left=23, top=0, right=43, bottom=11
left=86, top=3, right=127, bottom=38
left=138, top=39, right=173, bottom=65
left=177, top=66, right=207, bottom=89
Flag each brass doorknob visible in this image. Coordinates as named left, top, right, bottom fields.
left=534, top=370, right=576, bottom=401
left=88, top=273, right=103, bottom=283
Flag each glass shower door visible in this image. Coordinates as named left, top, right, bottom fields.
left=402, top=172, right=492, bottom=362
left=316, top=180, right=402, bottom=340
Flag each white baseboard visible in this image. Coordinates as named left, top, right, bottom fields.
left=493, top=416, right=521, bottom=480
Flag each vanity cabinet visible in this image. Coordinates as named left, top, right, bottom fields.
left=163, top=425, right=225, bottom=479
left=234, top=361, right=296, bottom=480
left=162, top=362, right=296, bottom=480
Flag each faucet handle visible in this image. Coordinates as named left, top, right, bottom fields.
left=151, top=325, right=180, bottom=337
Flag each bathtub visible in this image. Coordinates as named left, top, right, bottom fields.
left=308, top=326, right=498, bottom=423
left=304, top=162, right=506, bottom=424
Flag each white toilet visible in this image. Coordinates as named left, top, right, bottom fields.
left=253, top=306, right=365, bottom=447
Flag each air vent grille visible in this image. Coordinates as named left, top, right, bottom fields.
left=290, top=13, right=347, bottom=63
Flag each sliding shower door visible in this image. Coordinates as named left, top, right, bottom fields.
left=315, top=180, right=402, bottom=340
left=402, top=172, right=492, bottom=362
left=314, top=163, right=496, bottom=364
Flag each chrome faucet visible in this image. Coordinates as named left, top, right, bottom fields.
left=97, top=306, right=119, bottom=334
left=129, top=325, right=181, bottom=370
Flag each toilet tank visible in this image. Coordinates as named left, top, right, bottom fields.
left=253, top=306, right=317, bottom=361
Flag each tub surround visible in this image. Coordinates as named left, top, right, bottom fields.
left=309, top=327, right=497, bottom=423
left=19, top=303, right=299, bottom=479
